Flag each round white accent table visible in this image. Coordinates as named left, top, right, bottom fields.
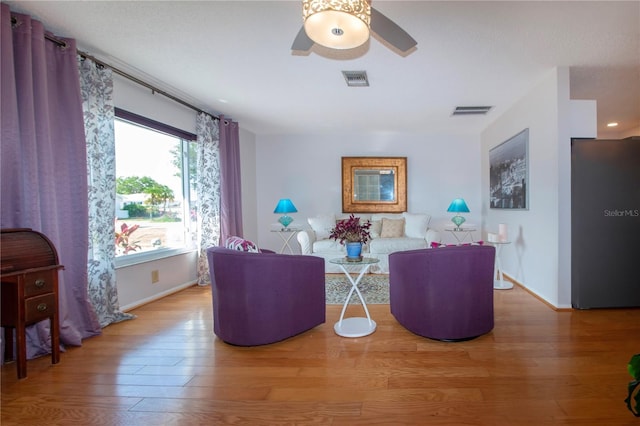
left=489, top=241, right=513, bottom=290
left=270, top=227, right=301, bottom=254
left=329, top=257, right=380, bottom=338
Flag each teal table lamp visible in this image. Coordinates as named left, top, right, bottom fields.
left=274, top=199, right=298, bottom=228
left=447, top=198, right=470, bottom=230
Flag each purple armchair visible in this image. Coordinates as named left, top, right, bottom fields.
left=206, top=247, right=326, bottom=346
left=389, top=245, right=496, bottom=341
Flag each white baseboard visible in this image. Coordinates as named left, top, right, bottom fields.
left=119, top=281, right=199, bottom=312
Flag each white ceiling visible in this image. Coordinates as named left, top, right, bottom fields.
left=6, top=1, right=640, bottom=138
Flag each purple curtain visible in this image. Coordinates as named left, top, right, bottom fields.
left=218, top=115, right=243, bottom=244
left=1, top=4, right=101, bottom=359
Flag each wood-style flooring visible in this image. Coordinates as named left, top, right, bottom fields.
left=2, top=281, right=639, bottom=425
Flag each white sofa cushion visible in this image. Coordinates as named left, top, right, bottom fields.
left=369, top=237, right=427, bottom=254
left=403, top=212, right=431, bottom=238
left=308, top=214, right=335, bottom=240
left=312, top=238, right=345, bottom=253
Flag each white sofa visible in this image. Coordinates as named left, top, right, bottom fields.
left=296, top=212, right=440, bottom=273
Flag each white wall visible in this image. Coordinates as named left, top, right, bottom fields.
left=569, top=100, right=597, bottom=138
left=481, top=69, right=562, bottom=306
left=113, top=75, right=196, bottom=133
left=481, top=67, right=596, bottom=308
left=117, top=251, right=198, bottom=310
left=254, top=132, right=482, bottom=252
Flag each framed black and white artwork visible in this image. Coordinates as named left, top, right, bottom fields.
left=490, top=128, right=529, bottom=210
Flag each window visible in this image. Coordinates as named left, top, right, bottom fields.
left=114, top=110, right=197, bottom=264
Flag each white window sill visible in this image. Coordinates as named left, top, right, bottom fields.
left=115, top=247, right=197, bottom=269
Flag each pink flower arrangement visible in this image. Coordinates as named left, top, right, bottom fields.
left=329, top=214, right=372, bottom=245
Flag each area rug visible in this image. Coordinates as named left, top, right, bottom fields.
left=325, top=274, right=390, bottom=305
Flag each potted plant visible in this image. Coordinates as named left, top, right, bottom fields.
left=626, top=353, right=640, bottom=417
left=329, top=214, right=372, bottom=261
left=115, top=222, right=142, bottom=255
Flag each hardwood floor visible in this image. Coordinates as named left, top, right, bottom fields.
left=2, top=282, right=639, bottom=425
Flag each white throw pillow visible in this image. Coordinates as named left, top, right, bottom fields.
left=369, top=220, right=382, bottom=238
left=308, top=214, right=335, bottom=240
left=403, top=213, right=431, bottom=238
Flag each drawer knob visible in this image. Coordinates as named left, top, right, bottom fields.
left=36, top=303, right=48, bottom=312
left=34, top=279, right=46, bottom=288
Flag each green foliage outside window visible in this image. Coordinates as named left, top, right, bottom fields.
left=116, top=176, right=175, bottom=216
left=122, top=203, right=147, bottom=218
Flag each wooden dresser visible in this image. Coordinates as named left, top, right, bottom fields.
left=1, top=228, right=63, bottom=378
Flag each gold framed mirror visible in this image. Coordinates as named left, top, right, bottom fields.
left=342, top=157, right=407, bottom=213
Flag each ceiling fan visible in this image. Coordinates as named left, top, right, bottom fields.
left=291, top=0, right=417, bottom=55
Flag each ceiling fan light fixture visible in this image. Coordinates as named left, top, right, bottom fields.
left=302, top=0, right=371, bottom=49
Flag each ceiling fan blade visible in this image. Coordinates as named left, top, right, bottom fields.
left=370, top=7, right=417, bottom=53
left=291, top=25, right=314, bottom=51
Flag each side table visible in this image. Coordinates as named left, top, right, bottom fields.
left=1, top=228, right=63, bottom=379
left=489, top=241, right=513, bottom=290
left=329, top=257, right=379, bottom=338
left=270, top=227, right=301, bottom=254
left=445, top=227, right=476, bottom=244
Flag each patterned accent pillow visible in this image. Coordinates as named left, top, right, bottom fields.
left=380, top=218, right=405, bottom=238
left=225, top=236, right=259, bottom=253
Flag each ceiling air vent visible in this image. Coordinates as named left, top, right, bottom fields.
left=342, top=70, right=369, bottom=87
left=452, top=106, right=493, bottom=116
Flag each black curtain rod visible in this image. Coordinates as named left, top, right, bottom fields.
left=78, top=50, right=219, bottom=121
left=11, top=16, right=218, bottom=121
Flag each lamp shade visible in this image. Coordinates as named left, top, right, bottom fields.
left=302, top=0, right=371, bottom=49
left=273, top=199, right=298, bottom=214
left=447, top=198, right=470, bottom=213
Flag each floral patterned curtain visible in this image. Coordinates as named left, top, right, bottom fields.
left=196, top=113, right=222, bottom=285
left=79, top=56, right=134, bottom=326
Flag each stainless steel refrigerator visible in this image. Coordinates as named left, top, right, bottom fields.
left=571, top=137, right=640, bottom=308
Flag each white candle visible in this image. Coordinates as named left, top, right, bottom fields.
left=498, top=224, right=508, bottom=242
